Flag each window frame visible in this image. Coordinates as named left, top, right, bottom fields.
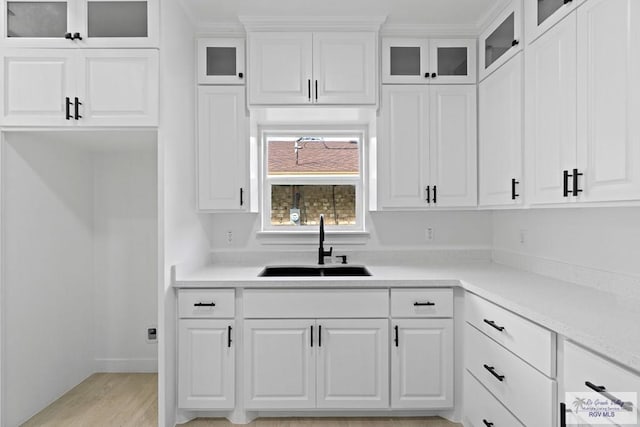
left=260, top=126, right=367, bottom=233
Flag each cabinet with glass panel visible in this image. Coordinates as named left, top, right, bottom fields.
left=524, top=0, right=585, bottom=44
left=1, top=0, right=158, bottom=47
left=479, top=0, right=522, bottom=81
left=381, top=38, right=476, bottom=85
left=197, top=38, right=245, bottom=85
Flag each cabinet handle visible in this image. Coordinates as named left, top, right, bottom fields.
left=238, top=72, right=243, bottom=79
left=563, top=0, right=573, bottom=4
left=228, top=325, right=232, bottom=347
left=308, top=79, right=311, bottom=101
left=572, top=168, right=583, bottom=197
left=431, top=72, right=437, bottom=78
left=318, top=325, right=322, bottom=347
left=482, top=420, right=494, bottom=427
left=240, top=188, right=244, bottom=206
left=424, top=73, right=430, bottom=78
left=483, top=319, right=505, bottom=332
left=65, top=32, right=73, bottom=40
left=563, top=170, right=571, bottom=197
left=560, top=402, right=567, bottom=427
left=65, top=97, right=72, bottom=120
left=193, top=302, right=215, bottom=307
left=310, top=325, right=314, bottom=347
left=512, top=39, right=519, bottom=46
left=585, top=381, right=631, bottom=409
left=315, top=80, right=318, bottom=102
left=72, top=32, right=82, bottom=41
left=414, top=301, right=435, bottom=306
left=511, top=178, right=520, bottom=200
left=74, top=97, right=82, bottom=120
left=483, top=364, right=505, bottom=381
left=433, top=185, right=437, bottom=204
left=394, top=325, right=399, bottom=347
left=425, top=186, right=431, bottom=203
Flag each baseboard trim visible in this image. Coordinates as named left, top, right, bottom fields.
left=94, top=358, right=158, bottom=373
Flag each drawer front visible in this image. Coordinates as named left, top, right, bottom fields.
left=390, top=288, right=453, bottom=318
left=464, top=370, right=525, bottom=427
left=243, top=289, right=388, bottom=318
left=178, top=289, right=235, bottom=318
left=465, top=323, right=556, bottom=427
left=564, top=341, right=640, bottom=424
left=465, top=292, right=556, bottom=376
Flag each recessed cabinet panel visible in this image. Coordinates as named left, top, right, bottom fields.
left=6, top=1, right=68, bottom=38
left=197, top=38, right=245, bottom=85
left=479, top=0, right=523, bottom=81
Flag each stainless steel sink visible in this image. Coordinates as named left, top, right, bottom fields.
left=258, top=265, right=371, bottom=277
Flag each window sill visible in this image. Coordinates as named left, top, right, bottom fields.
left=256, top=230, right=370, bottom=245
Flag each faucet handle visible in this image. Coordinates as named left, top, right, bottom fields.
left=336, top=255, right=348, bottom=264
left=328, top=246, right=333, bottom=256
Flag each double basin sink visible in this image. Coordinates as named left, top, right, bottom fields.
left=259, top=265, right=371, bottom=277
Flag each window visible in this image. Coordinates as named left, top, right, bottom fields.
left=262, top=130, right=365, bottom=232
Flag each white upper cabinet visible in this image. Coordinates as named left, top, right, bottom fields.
left=525, top=0, right=585, bottom=44
left=1, top=0, right=159, bottom=47
left=479, top=53, right=523, bottom=207
left=526, top=14, right=577, bottom=205
left=576, top=0, right=640, bottom=202
left=479, top=0, right=523, bottom=81
left=0, top=48, right=158, bottom=126
left=248, top=31, right=376, bottom=105
left=197, top=38, right=245, bottom=85
left=382, top=38, right=476, bottom=84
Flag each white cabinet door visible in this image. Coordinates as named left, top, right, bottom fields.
left=313, top=32, right=376, bottom=104
left=381, top=38, right=430, bottom=84
left=429, top=85, right=477, bottom=207
left=197, top=38, right=245, bottom=85
left=525, top=0, right=584, bottom=44
left=197, top=86, right=247, bottom=211
left=248, top=32, right=313, bottom=104
left=244, top=319, right=316, bottom=409
left=429, top=39, right=477, bottom=84
left=77, top=49, right=158, bottom=126
left=479, top=0, right=523, bottom=81
left=379, top=85, right=430, bottom=208
left=317, top=319, right=388, bottom=409
left=0, top=49, right=76, bottom=126
left=391, top=319, right=453, bottom=409
left=527, top=14, right=578, bottom=205
left=479, top=53, right=524, bottom=207
left=576, top=0, right=640, bottom=202
left=178, top=319, right=234, bottom=409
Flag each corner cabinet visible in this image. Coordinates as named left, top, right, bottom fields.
left=197, top=86, right=248, bottom=211
left=1, top=0, right=159, bottom=48
left=379, top=84, right=477, bottom=209
left=247, top=31, right=377, bottom=105
left=0, top=48, right=159, bottom=126
left=479, top=0, right=523, bottom=81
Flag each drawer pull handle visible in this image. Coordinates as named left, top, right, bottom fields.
left=228, top=325, right=232, bottom=347
left=585, top=381, right=633, bottom=410
left=194, top=302, right=215, bottom=307
left=394, top=325, right=399, bottom=347
left=414, top=301, right=435, bottom=306
left=482, top=420, right=494, bottom=427
left=483, top=364, right=505, bottom=381
left=310, top=325, right=314, bottom=347
left=483, top=319, right=505, bottom=331
left=560, top=402, right=567, bottom=427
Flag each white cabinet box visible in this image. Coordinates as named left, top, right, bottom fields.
left=379, top=84, right=477, bottom=209
left=248, top=31, right=376, bottom=105
left=479, top=0, right=523, bottom=81
left=0, top=48, right=158, bottom=126
left=197, top=38, right=245, bottom=85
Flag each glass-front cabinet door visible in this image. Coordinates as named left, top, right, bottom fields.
left=382, top=38, right=429, bottom=84
left=1, top=0, right=158, bottom=47
left=197, top=38, right=245, bottom=85
left=479, top=0, right=523, bottom=81
left=525, top=0, right=584, bottom=43
left=429, top=39, right=476, bottom=84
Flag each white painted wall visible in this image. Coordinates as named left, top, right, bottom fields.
left=492, top=207, right=640, bottom=278
left=2, top=133, right=95, bottom=427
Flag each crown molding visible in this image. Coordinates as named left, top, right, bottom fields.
left=239, top=16, right=387, bottom=32
left=475, top=0, right=511, bottom=34
left=195, top=22, right=246, bottom=37
left=380, top=23, right=479, bottom=38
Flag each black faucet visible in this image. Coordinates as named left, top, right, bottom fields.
left=318, top=215, right=333, bottom=265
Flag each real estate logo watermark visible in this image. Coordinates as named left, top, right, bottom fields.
left=565, top=391, right=637, bottom=425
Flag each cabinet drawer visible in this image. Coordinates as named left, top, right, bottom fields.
left=178, top=289, right=235, bottom=318
left=391, top=288, right=453, bottom=318
left=465, top=323, right=556, bottom=427
left=564, top=341, right=640, bottom=424
left=465, top=292, right=556, bottom=376
left=464, top=370, right=524, bottom=427
left=243, top=289, right=388, bottom=318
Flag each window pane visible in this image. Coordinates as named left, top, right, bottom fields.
left=271, top=185, right=356, bottom=226
left=437, top=47, right=468, bottom=76
left=485, top=12, right=515, bottom=69
left=207, top=47, right=236, bottom=76
left=390, top=46, right=421, bottom=76
left=538, top=0, right=564, bottom=25
left=268, top=137, right=359, bottom=175
left=7, top=2, right=67, bottom=38
left=87, top=1, right=147, bottom=38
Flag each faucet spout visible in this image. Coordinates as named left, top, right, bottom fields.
left=318, top=215, right=332, bottom=265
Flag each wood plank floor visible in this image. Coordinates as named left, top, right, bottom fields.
left=23, top=373, right=460, bottom=427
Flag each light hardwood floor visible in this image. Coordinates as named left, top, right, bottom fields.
left=22, top=373, right=460, bottom=427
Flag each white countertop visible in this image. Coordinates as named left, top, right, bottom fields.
left=174, top=260, right=640, bottom=374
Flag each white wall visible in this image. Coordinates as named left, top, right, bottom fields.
left=2, top=133, right=95, bottom=426
left=492, top=207, right=640, bottom=279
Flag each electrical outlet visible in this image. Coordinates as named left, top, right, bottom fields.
left=146, top=326, right=157, bottom=343
left=226, top=230, right=233, bottom=245
left=425, top=227, right=434, bottom=241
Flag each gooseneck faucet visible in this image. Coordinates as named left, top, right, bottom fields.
left=318, top=215, right=333, bottom=265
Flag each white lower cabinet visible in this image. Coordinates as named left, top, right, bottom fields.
left=391, top=319, right=453, bottom=409
left=464, top=370, right=524, bottom=427
left=178, top=319, right=235, bottom=409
